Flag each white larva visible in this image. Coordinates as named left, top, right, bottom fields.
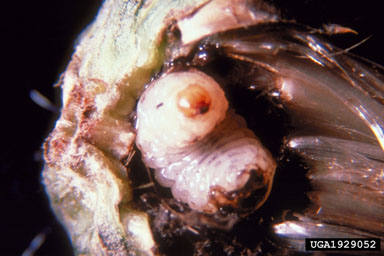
left=136, top=70, right=276, bottom=213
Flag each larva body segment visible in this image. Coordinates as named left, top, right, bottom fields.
left=136, top=70, right=276, bottom=213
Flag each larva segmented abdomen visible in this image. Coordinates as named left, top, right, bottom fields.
left=136, top=70, right=276, bottom=213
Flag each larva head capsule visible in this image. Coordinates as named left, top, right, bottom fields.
left=136, top=70, right=276, bottom=214
left=177, top=83, right=212, bottom=117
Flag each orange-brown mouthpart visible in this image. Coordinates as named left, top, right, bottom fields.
left=177, top=83, right=211, bottom=117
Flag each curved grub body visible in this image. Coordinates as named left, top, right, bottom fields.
left=135, top=70, right=276, bottom=213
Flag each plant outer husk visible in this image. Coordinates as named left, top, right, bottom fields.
left=42, top=0, right=278, bottom=255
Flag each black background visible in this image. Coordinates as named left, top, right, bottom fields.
left=1, top=1, right=383, bottom=255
